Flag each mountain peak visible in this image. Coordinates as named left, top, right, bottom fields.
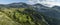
left=52, top=5, right=60, bottom=8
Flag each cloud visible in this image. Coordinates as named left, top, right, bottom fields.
left=28, top=0, right=60, bottom=7
left=28, top=0, right=41, bottom=4
left=42, top=0, right=60, bottom=7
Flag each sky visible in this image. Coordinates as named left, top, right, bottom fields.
left=28, top=0, right=60, bottom=7
left=0, top=0, right=28, bottom=4
left=0, top=0, right=60, bottom=7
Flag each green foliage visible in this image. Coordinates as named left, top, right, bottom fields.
left=0, top=8, right=48, bottom=25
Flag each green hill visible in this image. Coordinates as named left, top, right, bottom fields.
left=0, top=8, right=49, bottom=25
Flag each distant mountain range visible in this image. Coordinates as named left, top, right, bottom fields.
left=0, top=2, right=60, bottom=19
left=0, top=2, right=60, bottom=25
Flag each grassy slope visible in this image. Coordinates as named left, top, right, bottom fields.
left=0, top=8, right=49, bottom=25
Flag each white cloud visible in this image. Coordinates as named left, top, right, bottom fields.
left=28, top=0, right=60, bottom=7
left=28, top=0, right=40, bottom=4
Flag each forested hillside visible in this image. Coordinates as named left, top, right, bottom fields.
left=0, top=8, right=50, bottom=25
left=0, top=2, right=60, bottom=25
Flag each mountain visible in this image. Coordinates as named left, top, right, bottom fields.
left=0, top=2, right=60, bottom=25
left=0, top=2, right=31, bottom=8
left=7, top=2, right=29, bottom=8
left=0, top=8, right=49, bottom=25
left=33, top=3, right=49, bottom=11
left=0, top=2, right=60, bottom=18
left=52, top=6, right=60, bottom=9
left=32, top=3, right=60, bottom=25
left=32, top=3, right=60, bottom=19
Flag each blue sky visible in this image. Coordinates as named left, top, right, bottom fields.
left=0, top=0, right=28, bottom=4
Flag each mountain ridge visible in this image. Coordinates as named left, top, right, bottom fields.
left=0, top=2, right=60, bottom=25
